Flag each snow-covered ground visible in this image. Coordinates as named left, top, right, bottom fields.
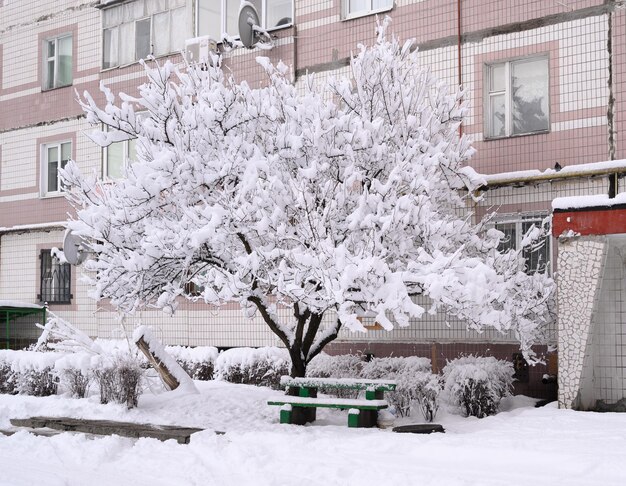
left=1, top=381, right=625, bottom=486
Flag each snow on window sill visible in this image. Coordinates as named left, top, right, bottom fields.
left=483, top=129, right=550, bottom=142
left=342, top=6, right=393, bottom=22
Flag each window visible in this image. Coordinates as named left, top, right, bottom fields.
left=486, top=57, right=549, bottom=138
left=495, top=215, right=550, bottom=274
left=42, top=141, right=71, bottom=196
left=343, top=0, right=393, bottom=19
left=39, top=250, right=72, bottom=304
left=197, top=0, right=292, bottom=40
left=106, top=137, right=137, bottom=179
left=102, top=0, right=189, bottom=68
left=43, top=35, right=72, bottom=89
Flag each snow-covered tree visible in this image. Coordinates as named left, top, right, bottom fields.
left=62, top=19, right=553, bottom=377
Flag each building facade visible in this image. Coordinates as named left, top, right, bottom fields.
left=1, top=0, right=625, bottom=400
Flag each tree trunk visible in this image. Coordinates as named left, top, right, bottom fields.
left=288, top=348, right=307, bottom=378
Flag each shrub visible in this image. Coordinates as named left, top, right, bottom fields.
left=215, top=347, right=290, bottom=390
left=61, top=367, right=91, bottom=399
left=18, top=367, right=58, bottom=397
left=443, top=355, right=514, bottom=418
left=95, top=359, right=143, bottom=408
left=306, top=354, right=364, bottom=398
left=306, top=353, right=363, bottom=379
left=166, top=345, right=218, bottom=381
left=361, top=356, right=439, bottom=419
left=0, top=361, right=17, bottom=395
left=360, top=356, right=431, bottom=379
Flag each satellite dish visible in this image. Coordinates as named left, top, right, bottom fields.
left=63, top=229, right=88, bottom=266
left=238, top=1, right=271, bottom=49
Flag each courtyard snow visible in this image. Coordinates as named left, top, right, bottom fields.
left=0, top=381, right=625, bottom=485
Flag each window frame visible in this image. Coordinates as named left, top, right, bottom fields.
left=38, top=249, right=72, bottom=305
left=104, top=137, right=137, bottom=180
left=42, top=34, right=73, bottom=90
left=196, top=0, right=294, bottom=40
left=342, top=0, right=394, bottom=21
left=101, top=2, right=188, bottom=69
left=494, top=213, right=552, bottom=275
left=41, top=140, right=72, bottom=197
left=484, top=55, right=550, bottom=140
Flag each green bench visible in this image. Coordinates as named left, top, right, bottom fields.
left=268, top=376, right=397, bottom=428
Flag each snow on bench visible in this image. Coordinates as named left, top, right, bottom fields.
left=280, top=376, right=397, bottom=392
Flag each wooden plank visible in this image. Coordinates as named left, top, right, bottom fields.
left=10, top=417, right=208, bottom=444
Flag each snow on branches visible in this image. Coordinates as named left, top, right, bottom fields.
left=62, top=19, right=553, bottom=374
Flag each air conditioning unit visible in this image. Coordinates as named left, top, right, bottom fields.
left=184, top=35, right=218, bottom=65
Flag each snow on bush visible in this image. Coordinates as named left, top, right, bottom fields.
left=443, top=356, right=514, bottom=418
left=215, top=347, right=290, bottom=389
left=305, top=354, right=364, bottom=398
left=360, top=356, right=431, bottom=379
left=361, top=357, right=439, bottom=420
left=61, top=368, right=91, bottom=399
left=94, top=357, right=143, bottom=409
left=0, top=349, right=60, bottom=397
left=165, top=345, right=218, bottom=381
left=306, top=353, right=364, bottom=379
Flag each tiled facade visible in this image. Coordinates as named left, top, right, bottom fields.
left=1, top=1, right=626, bottom=399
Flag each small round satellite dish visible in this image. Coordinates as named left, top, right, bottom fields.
left=63, top=229, right=88, bottom=266
left=238, top=1, right=261, bottom=49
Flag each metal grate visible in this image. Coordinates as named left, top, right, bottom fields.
left=39, top=250, right=72, bottom=305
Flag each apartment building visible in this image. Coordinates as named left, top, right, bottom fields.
left=1, top=1, right=625, bottom=399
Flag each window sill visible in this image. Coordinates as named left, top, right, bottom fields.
left=40, top=192, right=65, bottom=199
left=483, top=129, right=550, bottom=142
left=101, top=50, right=185, bottom=72
left=41, top=83, right=73, bottom=93
left=342, top=6, right=393, bottom=22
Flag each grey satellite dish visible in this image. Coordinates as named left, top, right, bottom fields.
left=63, top=229, right=88, bottom=266
left=238, top=2, right=271, bottom=49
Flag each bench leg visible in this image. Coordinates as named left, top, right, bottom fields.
left=348, top=409, right=379, bottom=428
left=290, top=406, right=316, bottom=425
left=280, top=407, right=292, bottom=424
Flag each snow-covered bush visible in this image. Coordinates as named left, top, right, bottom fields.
left=360, top=356, right=439, bottom=419
left=215, top=347, right=290, bottom=390
left=306, top=353, right=364, bottom=398
left=443, top=356, right=514, bottom=418
left=306, top=353, right=363, bottom=379
left=0, top=360, right=17, bottom=394
left=417, top=375, right=443, bottom=422
left=94, top=358, right=143, bottom=408
left=166, top=345, right=218, bottom=381
left=360, top=356, right=431, bottom=379
left=61, top=367, right=91, bottom=399
left=18, top=367, right=58, bottom=397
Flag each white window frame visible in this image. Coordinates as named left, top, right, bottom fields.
left=494, top=213, right=551, bottom=275
left=41, top=141, right=71, bottom=197
left=484, top=55, right=550, bottom=139
left=196, top=0, right=294, bottom=40
left=42, top=34, right=72, bottom=90
left=342, top=0, right=394, bottom=20
left=102, top=1, right=189, bottom=69
left=104, top=138, right=137, bottom=180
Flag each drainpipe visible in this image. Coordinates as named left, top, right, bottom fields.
left=457, top=0, right=463, bottom=136
left=607, top=9, right=617, bottom=197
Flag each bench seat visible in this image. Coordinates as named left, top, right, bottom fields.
left=268, top=396, right=388, bottom=410
left=268, top=396, right=388, bottom=428
left=280, top=376, right=397, bottom=392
